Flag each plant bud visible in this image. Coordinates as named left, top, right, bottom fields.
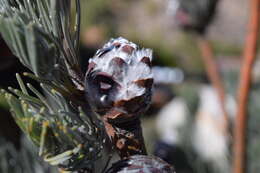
left=85, top=37, right=154, bottom=123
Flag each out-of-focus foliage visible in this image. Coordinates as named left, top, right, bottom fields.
left=0, top=92, right=8, bottom=109
left=79, top=0, right=245, bottom=74
left=0, top=136, right=58, bottom=173
left=247, top=87, right=260, bottom=173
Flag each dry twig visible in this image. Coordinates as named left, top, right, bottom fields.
left=197, top=37, right=229, bottom=128
left=233, top=0, right=260, bottom=173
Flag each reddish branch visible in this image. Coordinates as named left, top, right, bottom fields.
left=197, top=37, right=229, bottom=128
left=233, top=0, right=260, bottom=173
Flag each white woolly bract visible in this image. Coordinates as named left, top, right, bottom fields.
left=192, top=113, right=230, bottom=172
left=156, top=98, right=188, bottom=145
left=193, top=111, right=228, bottom=160
left=101, top=37, right=137, bottom=51
left=198, top=86, right=237, bottom=120
left=192, top=85, right=235, bottom=172
left=134, top=48, right=153, bottom=62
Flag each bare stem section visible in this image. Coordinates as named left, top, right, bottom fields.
left=103, top=115, right=147, bottom=159
left=233, top=0, right=260, bottom=173
left=197, top=37, right=229, bottom=128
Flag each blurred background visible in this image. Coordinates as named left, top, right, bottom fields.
left=0, top=0, right=259, bottom=173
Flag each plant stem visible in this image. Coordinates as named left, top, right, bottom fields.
left=103, top=113, right=147, bottom=159
left=197, top=36, right=229, bottom=128
left=233, top=0, right=260, bottom=173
